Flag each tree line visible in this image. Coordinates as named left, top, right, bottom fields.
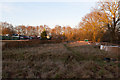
left=0, top=0, right=120, bottom=43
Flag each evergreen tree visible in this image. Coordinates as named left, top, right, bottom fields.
left=41, top=30, right=47, bottom=40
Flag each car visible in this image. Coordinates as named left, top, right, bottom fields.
left=19, top=35, right=29, bottom=40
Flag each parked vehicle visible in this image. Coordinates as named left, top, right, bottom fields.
left=47, top=36, right=52, bottom=40
left=12, top=34, right=20, bottom=40
left=19, top=35, right=29, bottom=40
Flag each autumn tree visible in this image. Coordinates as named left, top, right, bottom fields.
left=79, top=11, right=105, bottom=42
left=1, top=22, right=15, bottom=35
left=50, top=25, right=62, bottom=40
left=36, top=26, right=40, bottom=36
left=94, top=0, right=120, bottom=42
left=26, top=26, right=37, bottom=36
left=26, top=26, right=32, bottom=36
left=15, top=25, right=27, bottom=35
left=66, top=26, right=74, bottom=40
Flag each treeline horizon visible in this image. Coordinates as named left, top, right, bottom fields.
left=0, top=0, right=120, bottom=43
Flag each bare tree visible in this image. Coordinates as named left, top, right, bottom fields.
left=94, top=0, right=119, bottom=42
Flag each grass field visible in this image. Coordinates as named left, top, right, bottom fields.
left=2, top=41, right=120, bottom=78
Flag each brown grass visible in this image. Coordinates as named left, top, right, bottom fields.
left=2, top=40, right=63, bottom=50
left=2, top=41, right=120, bottom=78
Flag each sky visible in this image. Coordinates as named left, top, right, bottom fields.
left=0, top=0, right=99, bottom=28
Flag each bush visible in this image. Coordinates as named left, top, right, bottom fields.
left=0, top=35, right=2, bottom=40
left=41, top=31, right=47, bottom=40
left=2, top=36, right=12, bottom=40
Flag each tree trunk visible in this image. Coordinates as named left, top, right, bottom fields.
left=110, top=17, right=116, bottom=43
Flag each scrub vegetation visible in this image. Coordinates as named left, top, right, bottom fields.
left=2, top=41, right=119, bottom=78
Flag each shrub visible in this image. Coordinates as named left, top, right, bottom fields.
left=41, top=31, right=47, bottom=40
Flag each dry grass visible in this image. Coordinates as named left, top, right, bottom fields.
left=2, top=41, right=120, bottom=78
left=2, top=40, right=62, bottom=50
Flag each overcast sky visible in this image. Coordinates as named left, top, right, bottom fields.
left=0, top=0, right=99, bottom=28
